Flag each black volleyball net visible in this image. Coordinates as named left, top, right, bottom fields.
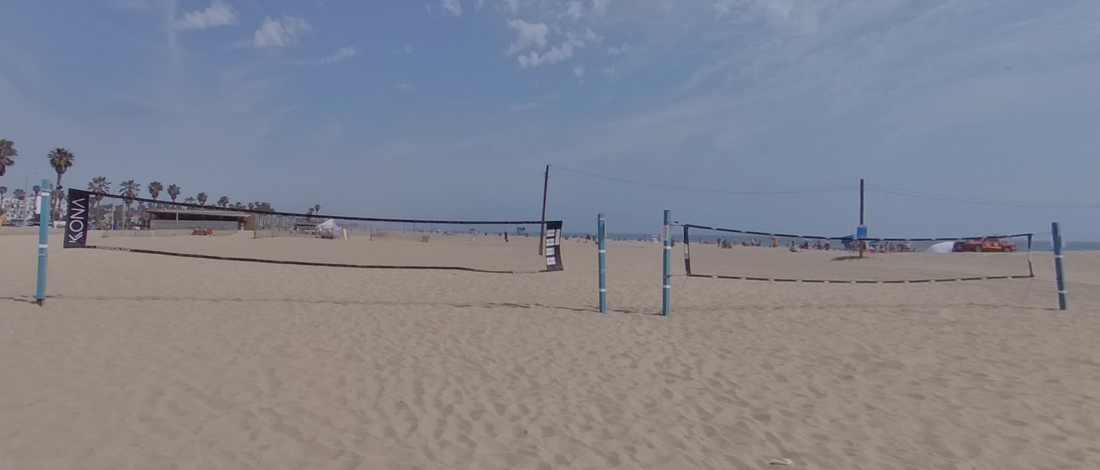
left=682, top=224, right=1034, bottom=283
left=63, top=189, right=563, bottom=274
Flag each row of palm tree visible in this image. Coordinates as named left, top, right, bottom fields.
left=85, top=177, right=277, bottom=228
left=0, top=138, right=288, bottom=228
left=0, top=139, right=75, bottom=220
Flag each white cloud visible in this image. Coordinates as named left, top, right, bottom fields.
left=607, top=43, right=630, bottom=55
left=564, top=1, right=584, bottom=21
left=573, top=65, right=585, bottom=78
left=394, top=83, right=415, bottom=92
left=176, top=1, right=237, bottom=30
left=503, top=0, right=520, bottom=14
left=713, top=0, right=734, bottom=17
left=318, top=46, right=356, bottom=65
left=441, top=0, right=462, bottom=16
left=584, top=28, right=603, bottom=44
left=506, top=20, right=549, bottom=56
left=518, top=42, right=576, bottom=68
left=592, top=0, right=611, bottom=14
left=252, top=16, right=312, bottom=48
left=508, top=102, right=539, bottom=111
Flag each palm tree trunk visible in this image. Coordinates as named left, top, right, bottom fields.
left=53, top=174, right=63, bottom=220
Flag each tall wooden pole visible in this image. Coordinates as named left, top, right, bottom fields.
left=539, top=165, right=549, bottom=255
left=858, top=178, right=866, bottom=258
left=859, top=178, right=865, bottom=226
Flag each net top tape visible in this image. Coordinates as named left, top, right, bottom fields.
left=688, top=274, right=1035, bottom=283
left=87, top=191, right=551, bottom=226
left=683, top=224, right=1034, bottom=243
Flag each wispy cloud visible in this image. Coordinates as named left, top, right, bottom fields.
left=175, top=0, right=237, bottom=31
left=508, top=102, right=539, bottom=111
left=592, top=0, right=612, bottom=15
left=607, top=43, right=629, bottom=55
left=394, top=83, right=415, bottom=92
left=251, top=16, right=312, bottom=48
left=518, top=42, right=577, bottom=68
left=318, top=46, right=356, bottom=65
left=564, top=1, right=584, bottom=21
left=441, top=0, right=462, bottom=16
left=506, top=20, right=549, bottom=56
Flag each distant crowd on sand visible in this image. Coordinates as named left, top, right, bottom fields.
left=710, top=237, right=834, bottom=250
left=708, top=237, right=914, bottom=253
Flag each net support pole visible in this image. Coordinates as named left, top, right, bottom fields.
left=35, top=179, right=52, bottom=306
left=598, top=213, right=607, bottom=315
left=662, top=209, right=671, bottom=317
left=858, top=178, right=866, bottom=258
left=1052, top=222, right=1067, bottom=311
left=539, top=164, right=549, bottom=256
left=683, top=225, right=692, bottom=276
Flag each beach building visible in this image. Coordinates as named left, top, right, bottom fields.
left=142, top=208, right=257, bottom=231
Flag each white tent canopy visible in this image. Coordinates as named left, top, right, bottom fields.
left=926, top=241, right=955, bottom=253
left=316, top=219, right=343, bottom=238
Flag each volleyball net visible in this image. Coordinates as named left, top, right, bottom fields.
left=682, top=223, right=1034, bottom=283
left=62, top=189, right=563, bottom=274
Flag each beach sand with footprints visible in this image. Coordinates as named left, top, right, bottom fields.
left=2, top=232, right=1100, bottom=469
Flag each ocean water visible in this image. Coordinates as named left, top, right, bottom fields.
left=565, top=233, right=1100, bottom=252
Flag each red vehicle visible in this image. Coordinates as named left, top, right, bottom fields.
left=953, top=237, right=1017, bottom=253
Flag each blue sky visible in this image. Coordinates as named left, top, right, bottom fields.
left=2, top=0, right=1099, bottom=238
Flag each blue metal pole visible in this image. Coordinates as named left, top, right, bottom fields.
left=598, top=214, right=606, bottom=314
left=35, top=180, right=52, bottom=306
left=662, top=209, right=671, bottom=317
left=1052, top=222, right=1067, bottom=311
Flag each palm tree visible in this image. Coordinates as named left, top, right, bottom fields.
left=88, top=177, right=110, bottom=228
left=217, top=196, right=230, bottom=208
left=47, top=148, right=74, bottom=219
left=52, top=188, right=65, bottom=216
left=167, top=184, right=181, bottom=203
left=197, top=192, right=208, bottom=206
left=0, top=139, right=16, bottom=178
left=0, top=186, right=7, bottom=208
left=148, top=181, right=163, bottom=201
left=183, top=197, right=196, bottom=205
left=13, top=188, right=25, bottom=219
left=314, top=204, right=321, bottom=215
left=119, top=180, right=140, bottom=229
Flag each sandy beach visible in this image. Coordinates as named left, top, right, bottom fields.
left=2, top=232, right=1099, bottom=469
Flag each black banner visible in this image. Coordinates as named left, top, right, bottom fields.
left=544, top=220, right=564, bottom=272
left=64, top=189, right=91, bottom=248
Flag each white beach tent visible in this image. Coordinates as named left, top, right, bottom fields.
left=926, top=241, right=955, bottom=253
left=316, top=219, right=343, bottom=239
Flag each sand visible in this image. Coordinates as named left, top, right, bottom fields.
left=2, top=232, right=1099, bottom=469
